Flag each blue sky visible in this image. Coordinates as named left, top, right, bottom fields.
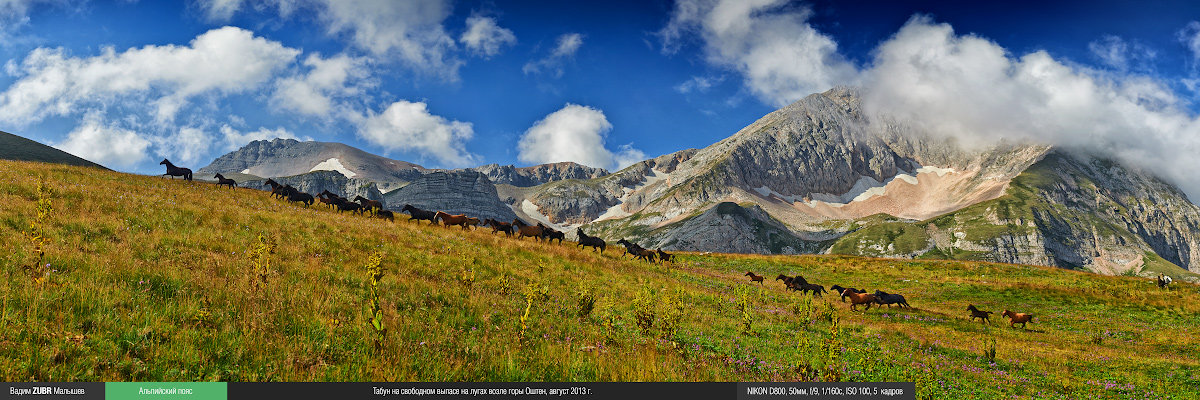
left=3, top=1, right=1200, bottom=190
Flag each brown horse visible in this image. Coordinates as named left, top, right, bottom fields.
left=436, top=211, right=474, bottom=230
left=464, top=217, right=481, bottom=230
left=842, top=290, right=878, bottom=311
left=1002, top=310, right=1034, bottom=329
left=513, top=219, right=545, bottom=240
left=576, top=228, right=605, bottom=253
left=967, top=305, right=993, bottom=324
left=745, top=272, right=764, bottom=285
left=317, top=190, right=346, bottom=209
left=374, top=210, right=395, bottom=222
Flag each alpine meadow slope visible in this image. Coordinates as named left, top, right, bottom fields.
left=0, top=159, right=1197, bottom=399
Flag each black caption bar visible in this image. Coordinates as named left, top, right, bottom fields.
left=2, top=383, right=103, bottom=400
left=3, top=382, right=915, bottom=400
left=737, top=383, right=914, bottom=400
left=229, top=382, right=729, bottom=400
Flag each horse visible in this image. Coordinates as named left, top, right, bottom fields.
left=436, top=211, right=474, bottom=230
left=744, top=272, right=764, bottom=285
left=830, top=285, right=866, bottom=303
left=576, top=228, right=606, bottom=254
left=159, top=159, right=192, bottom=181
left=776, top=274, right=809, bottom=291
left=656, top=249, right=674, bottom=264
left=286, top=191, right=314, bottom=207
left=374, top=210, right=395, bottom=222
left=263, top=179, right=293, bottom=199
left=464, top=217, right=481, bottom=230
left=1157, top=274, right=1173, bottom=289
left=317, top=190, right=347, bottom=209
left=966, top=305, right=993, bottom=324
left=1002, top=310, right=1034, bottom=329
left=540, top=225, right=564, bottom=244
left=484, top=218, right=515, bottom=236
left=800, top=283, right=827, bottom=297
left=841, top=290, right=878, bottom=311
left=213, top=173, right=236, bottom=188
left=401, top=204, right=438, bottom=224
left=512, top=219, right=545, bottom=240
left=873, top=290, right=910, bottom=308
left=336, top=201, right=363, bottom=214
left=354, top=196, right=383, bottom=215
left=616, top=239, right=655, bottom=263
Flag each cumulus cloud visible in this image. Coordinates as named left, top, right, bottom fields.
left=271, top=52, right=369, bottom=117
left=55, top=116, right=152, bottom=168
left=317, top=0, right=460, bottom=77
left=359, top=100, right=476, bottom=167
left=0, top=26, right=300, bottom=125
left=861, top=16, right=1200, bottom=196
left=219, top=125, right=307, bottom=151
left=659, top=0, right=858, bottom=106
left=522, top=33, right=583, bottom=77
left=518, top=104, right=644, bottom=170
left=460, top=15, right=516, bottom=58
left=196, top=0, right=460, bottom=77
left=0, top=0, right=63, bottom=20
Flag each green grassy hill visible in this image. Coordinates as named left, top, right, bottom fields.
left=0, top=130, right=106, bottom=169
left=1, top=160, right=1197, bottom=399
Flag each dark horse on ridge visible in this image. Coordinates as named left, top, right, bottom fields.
left=159, top=159, right=192, bottom=181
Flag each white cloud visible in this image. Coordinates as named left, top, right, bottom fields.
left=522, top=33, right=583, bottom=77
left=0, top=0, right=62, bottom=20
left=0, top=26, right=300, bottom=125
left=55, top=116, right=151, bottom=168
left=862, top=16, right=1200, bottom=197
left=359, top=100, right=476, bottom=167
left=220, top=124, right=307, bottom=151
left=675, top=75, right=723, bottom=93
left=270, top=52, right=369, bottom=117
left=1180, top=21, right=1200, bottom=66
left=1087, top=35, right=1156, bottom=72
left=152, top=126, right=212, bottom=166
left=659, top=0, right=859, bottom=106
left=460, top=15, right=516, bottom=58
left=197, top=0, right=242, bottom=22
left=1089, top=35, right=1129, bottom=70
left=518, top=104, right=643, bottom=170
left=317, top=0, right=461, bottom=78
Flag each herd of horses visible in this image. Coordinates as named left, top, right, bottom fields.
left=158, top=159, right=679, bottom=264
left=745, top=270, right=1038, bottom=329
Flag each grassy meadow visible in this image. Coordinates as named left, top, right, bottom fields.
left=1, top=160, right=1198, bottom=399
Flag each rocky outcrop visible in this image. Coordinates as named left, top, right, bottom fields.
left=383, top=170, right=517, bottom=222
left=472, top=162, right=608, bottom=187
left=240, top=171, right=384, bottom=202
left=642, top=202, right=823, bottom=254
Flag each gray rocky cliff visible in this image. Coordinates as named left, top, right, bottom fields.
left=471, top=162, right=608, bottom=187
left=383, top=170, right=517, bottom=222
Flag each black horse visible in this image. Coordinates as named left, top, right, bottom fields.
left=577, top=229, right=606, bottom=254
left=873, top=290, right=911, bottom=308
left=214, top=173, right=236, bottom=188
left=401, top=204, right=438, bottom=224
left=263, top=179, right=292, bottom=199
left=159, top=159, right=192, bottom=181
left=540, top=225, right=565, bottom=244
left=286, top=191, right=314, bottom=207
